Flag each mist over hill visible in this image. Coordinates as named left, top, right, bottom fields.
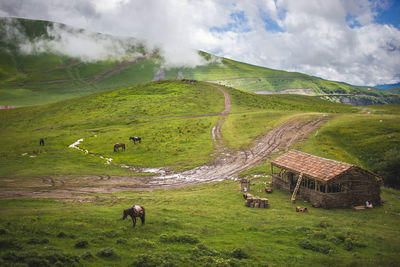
left=0, top=17, right=399, bottom=107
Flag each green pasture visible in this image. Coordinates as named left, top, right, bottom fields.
left=0, top=178, right=399, bottom=266
left=294, top=106, right=400, bottom=188
left=0, top=81, right=225, bottom=177
left=0, top=80, right=360, bottom=178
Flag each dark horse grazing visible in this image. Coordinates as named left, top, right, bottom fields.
left=129, top=136, right=141, bottom=144
left=39, top=138, right=44, bottom=146
left=122, top=205, right=145, bottom=228
left=114, top=143, right=125, bottom=152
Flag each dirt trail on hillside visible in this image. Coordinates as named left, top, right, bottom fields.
left=0, top=84, right=329, bottom=199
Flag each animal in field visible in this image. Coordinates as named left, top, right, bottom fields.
left=122, top=205, right=145, bottom=228
left=243, top=193, right=253, bottom=199
left=113, top=143, right=125, bottom=152
left=40, top=138, right=44, bottom=146
left=129, top=136, right=141, bottom=144
left=296, top=206, right=308, bottom=212
left=265, top=187, right=273, bottom=193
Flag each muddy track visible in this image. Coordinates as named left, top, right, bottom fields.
left=0, top=84, right=329, bottom=199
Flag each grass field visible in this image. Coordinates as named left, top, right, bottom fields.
left=0, top=81, right=359, bottom=178
left=0, top=81, right=399, bottom=266
left=0, top=178, right=399, bottom=266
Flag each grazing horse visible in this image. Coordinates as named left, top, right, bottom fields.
left=129, top=136, right=141, bottom=144
left=122, top=205, right=145, bottom=228
left=39, top=138, right=44, bottom=146
left=114, top=143, right=125, bottom=152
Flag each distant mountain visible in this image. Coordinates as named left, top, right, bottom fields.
left=0, top=17, right=399, bottom=107
left=375, top=83, right=400, bottom=89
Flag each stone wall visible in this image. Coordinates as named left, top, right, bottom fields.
left=272, top=175, right=290, bottom=193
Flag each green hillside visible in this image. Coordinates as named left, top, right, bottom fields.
left=0, top=80, right=357, bottom=178
left=0, top=80, right=399, bottom=266
left=1, top=17, right=398, bottom=107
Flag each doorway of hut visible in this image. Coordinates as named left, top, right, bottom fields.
left=288, top=172, right=300, bottom=194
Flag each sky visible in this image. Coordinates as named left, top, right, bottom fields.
left=1, top=0, right=400, bottom=86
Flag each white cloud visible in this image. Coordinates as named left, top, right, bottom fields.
left=1, top=0, right=399, bottom=85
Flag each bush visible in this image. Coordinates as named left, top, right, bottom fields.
left=81, top=251, right=93, bottom=260
left=27, top=238, right=49, bottom=244
left=159, top=234, right=199, bottom=244
left=56, top=232, right=68, bottom=238
left=97, top=247, right=116, bottom=258
left=0, top=229, right=6, bottom=235
left=299, top=239, right=332, bottom=254
left=0, top=239, right=21, bottom=249
left=116, top=238, right=127, bottom=245
left=75, top=240, right=89, bottom=249
left=231, top=248, right=249, bottom=259
left=191, top=244, right=220, bottom=257
left=103, top=230, right=119, bottom=238
left=344, top=237, right=367, bottom=251
left=26, top=258, right=51, bottom=267
left=316, top=220, right=330, bottom=228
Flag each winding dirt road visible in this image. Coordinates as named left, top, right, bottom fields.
left=0, top=84, right=329, bottom=199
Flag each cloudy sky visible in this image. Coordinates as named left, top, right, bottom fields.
left=1, top=0, right=400, bottom=86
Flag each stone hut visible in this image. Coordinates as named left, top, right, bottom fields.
left=270, top=150, right=382, bottom=208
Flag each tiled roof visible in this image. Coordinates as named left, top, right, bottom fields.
left=271, top=150, right=353, bottom=181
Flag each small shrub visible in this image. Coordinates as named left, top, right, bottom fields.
left=75, top=240, right=89, bottom=249
left=299, top=239, right=332, bottom=254
left=103, top=230, right=119, bottom=238
left=116, top=238, right=127, bottom=245
left=27, top=238, right=40, bottom=244
left=0, top=229, right=6, bottom=235
left=81, top=251, right=93, bottom=260
left=0, top=239, right=21, bottom=249
left=231, top=248, right=249, bottom=259
left=2, top=251, right=18, bottom=261
left=26, top=258, right=51, bottom=267
left=344, top=238, right=355, bottom=251
left=312, top=231, right=327, bottom=240
left=137, top=240, right=156, bottom=248
left=316, top=220, right=330, bottom=228
left=335, top=233, right=346, bottom=242
left=56, top=232, right=74, bottom=238
left=97, top=247, right=116, bottom=258
left=27, top=238, right=49, bottom=245
left=191, top=244, right=220, bottom=257
left=159, top=234, right=199, bottom=244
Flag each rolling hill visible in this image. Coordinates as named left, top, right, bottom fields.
left=0, top=79, right=399, bottom=266
left=1, top=17, right=399, bottom=107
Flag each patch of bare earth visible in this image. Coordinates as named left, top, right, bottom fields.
left=0, top=84, right=329, bottom=200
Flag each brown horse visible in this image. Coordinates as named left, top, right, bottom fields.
left=114, top=143, right=125, bottom=152
left=122, top=205, right=145, bottom=228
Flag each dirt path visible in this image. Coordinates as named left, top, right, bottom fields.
left=0, top=84, right=329, bottom=199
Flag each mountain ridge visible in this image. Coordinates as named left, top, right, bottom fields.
left=1, top=17, right=399, bottom=107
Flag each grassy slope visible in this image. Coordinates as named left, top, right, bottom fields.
left=0, top=82, right=399, bottom=266
left=0, top=81, right=357, bottom=178
left=170, top=57, right=359, bottom=95
left=0, top=179, right=399, bottom=266
left=0, top=81, right=224, bottom=177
